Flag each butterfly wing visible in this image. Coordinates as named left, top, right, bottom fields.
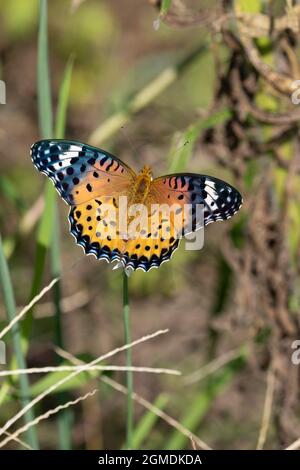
left=70, top=198, right=179, bottom=273
left=69, top=196, right=128, bottom=265
left=116, top=209, right=180, bottom=273
left=149, top=173, right=242, bottom=237
left=31, top=139, right=135, bottom=205
left=31, top=139, right=137, bottom=265
left=119, top=173, right=242, bottom=273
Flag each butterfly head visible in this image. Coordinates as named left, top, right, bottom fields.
left=139, top=165, right=153, bottom=180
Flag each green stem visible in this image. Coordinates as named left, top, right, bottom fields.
left=0, top=234, right=39, bottom=449
left=123, top=272, right=133, bottom=449
left=24, top=0, right=54, bottom=337
left=51, top=55, right=74, bottom=451
left=38, top=0, right=53, bottom=139
left=51, top=209, right=72, bottom=449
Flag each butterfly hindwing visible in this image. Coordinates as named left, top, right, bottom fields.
left=69, top=197, right=125, bottom=264
left=122, top=208, right=180, bottom=273
left=69, top=196, right=179, bottom=273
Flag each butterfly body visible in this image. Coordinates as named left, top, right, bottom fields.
left=129, top=165, right=153, bottom=206
left=31, top=139, right=243, bottom=274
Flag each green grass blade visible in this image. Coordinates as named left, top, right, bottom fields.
left=37, top=0, right=52, bottom=139
left=0, top=233, right=39, bottom=449
left=168, top=108, right=232, bottom=173
left=51, top=206, right=74, bottom=450
left=123, top=272, right=133, bottom=449
left=131, top=393, right=169, bottom=449
left=51, top=207, right=62, bottom=347
left=24, top=183, right=56, bottom=338
left=52, top=54, right=74, bottom=450
left=161, top=0, right=172, bottom=16
left=25, top=0, right=54, bottom=332
left=55, top=55, right=74, bottom=139
left=0, top=176, right=24, bottom=208
left=30, top=365, right=100, bottom=396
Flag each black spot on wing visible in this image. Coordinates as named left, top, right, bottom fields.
left=68, top=207, right=121, bottom=263
left=124, top=240, right=180, bottom=272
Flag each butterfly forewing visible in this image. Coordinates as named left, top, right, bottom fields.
left=31, top=139, right=135, bottom=205
left=149, top=173, right=243, bottom=236
left=31, top=139, right=142, bottom=268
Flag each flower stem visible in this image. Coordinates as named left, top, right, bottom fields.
left=122, top=272, right=133, bottom=449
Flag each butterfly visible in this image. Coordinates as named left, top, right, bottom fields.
left=31, top=139, right=243, bottom=274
